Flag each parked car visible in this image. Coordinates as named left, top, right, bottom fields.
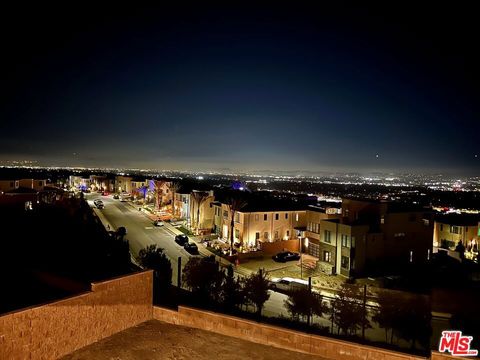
left=175, top=234, right=189, bottom=246
left=117, top=226, right=127, bottom=237
left=184, top=242, right=199, bottom=255
left=153, top=220, right=164, bottom=227
left=269, top=277, right=308, bottom=293
left=272, top=251, right=300, bottom=263
left=93, top=199, right=104, bottom=209
left=113, top=194, right=120, bottom=199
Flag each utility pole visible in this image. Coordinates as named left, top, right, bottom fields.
left=362, top=284, right=367, bottom=340
left=307, top=276, right=312, bottom=327
left=177, top=256, right=182, bottom=288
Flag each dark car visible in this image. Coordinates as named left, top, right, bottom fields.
left=272, top=251, right=301, bottom=263
left=175, top=234, right=189, bottom=246
left=113, top=194, right=119, bottom=199
left=184, top=242, right=199, bottom=255
left=117, top=226, right=127, bottom=237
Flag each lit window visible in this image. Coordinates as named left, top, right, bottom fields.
left=341, top=234, right=349, bottom=247
left=255, top=214, right=259, bottom=221
left=323, top=251, right=331, bottom=262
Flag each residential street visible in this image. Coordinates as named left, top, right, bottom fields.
left=86, top=194, right=290, bottom=318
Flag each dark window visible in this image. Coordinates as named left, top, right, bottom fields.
left=275, top=213, right=279, bottom=220
left=264, top=214, right=267, bottom=221
left=341, top=256, right=349, bottom=269
left=285, top=213, right=288, bottom=219
left=324, top=230, right=331, bottom=243
left=255, top=232, right=260, bottom=240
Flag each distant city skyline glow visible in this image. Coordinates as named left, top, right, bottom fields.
left=1, top=3, right=478, bottom=175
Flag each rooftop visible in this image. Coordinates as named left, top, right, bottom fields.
left=61, top=320, right=326, bottom=360
left=435, top=213, right=480, bottom=226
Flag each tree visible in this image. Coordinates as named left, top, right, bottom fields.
left=169, top=182, right=180, bottom=218
left=395, top=294, right=431, bottom=350
left=221, top=265, right=245, bottom=312
left=227, top=196, right=247, bottom=255
left=152, top=180, right=166, bottom=209
left=373, top=290, right=403, bottom=343
left=244, top=269, right=270, bottom=317
left=329, top=283, right=370, bottom=336
left=191, top=191, right=209, bottom=234
left=182, top=257, right=224, bottom=304
left=138, top=245, right=172, bottom=298
left=285, top=287, right=325, bottom=324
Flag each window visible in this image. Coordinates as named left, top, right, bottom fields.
left=264, top=214, right=267, bottom=221
left=324, top=230, right=331, bottom=243
left=295, top=213, right=299, bottom=222
left=323, top=251, right=331, bottom=263
left=380, top=215, right=385, bottom=224
left=255, top=232, right=260, bottom=240
left=235, top=229, right=240, bottom=239
left=341, top=234, right=349, bottom=247
left=308, top=242, right=319, bottom=258
left=440, top=224, right=443, bottom=231
left=264, top=232, right=269, bottom=240
left=351, top=236, right=356, bottom=248
left=223, top=210, right=228, bottom=218
left=285, top=213, right=288, bottom=219
left=274, top=231, right=279, bottom=239
left=450, top=226, right=460, bottom=234
left=235, top=213, right=240, bottom=223
left=275, top=213, right=279, bottom=220
left=341, top=256, right=349, bottom=269
left=394, top=232, right=405, bottom=237
left=286, top=230, right=290, bottom=237
left=422, top=219, right=430, bottom=226
left=255, top=214, right=259, bottom=221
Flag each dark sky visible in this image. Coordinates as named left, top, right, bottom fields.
left=1, top=2, right=478, bottom=174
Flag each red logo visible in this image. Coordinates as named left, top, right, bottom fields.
left=439, top=331, right=478, bottom=357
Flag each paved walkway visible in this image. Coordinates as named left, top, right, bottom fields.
left=61, top=320, right=328, bottom=360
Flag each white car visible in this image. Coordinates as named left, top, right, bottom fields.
left=269, top=277, right=309, bottom=293
left=153, top=220, right=164, bottom=227
left=93, top=199, right=104, bottom=209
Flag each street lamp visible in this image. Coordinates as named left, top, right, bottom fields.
left=298, top=234, right=303, bottom=279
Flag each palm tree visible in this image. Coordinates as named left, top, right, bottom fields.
left=191, top=191, right=209, bottom=234
left=169, top=182, right=180, bottom=218
left=152, top=180, right=166, bottom=210
left=227, top=197, right=247, bottom=255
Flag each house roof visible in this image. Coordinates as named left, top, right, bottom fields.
left=435, top=213, right=480, bottom=227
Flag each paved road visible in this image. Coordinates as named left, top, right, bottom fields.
left=86, top=194, right=289, bottom=316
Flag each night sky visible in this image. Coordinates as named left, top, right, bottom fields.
left=1, top=3, right=478, bottom=174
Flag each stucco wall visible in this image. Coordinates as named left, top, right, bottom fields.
left=0, top=270, right=153, bottom=360
left=153, top=305, right=426, bottom=360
